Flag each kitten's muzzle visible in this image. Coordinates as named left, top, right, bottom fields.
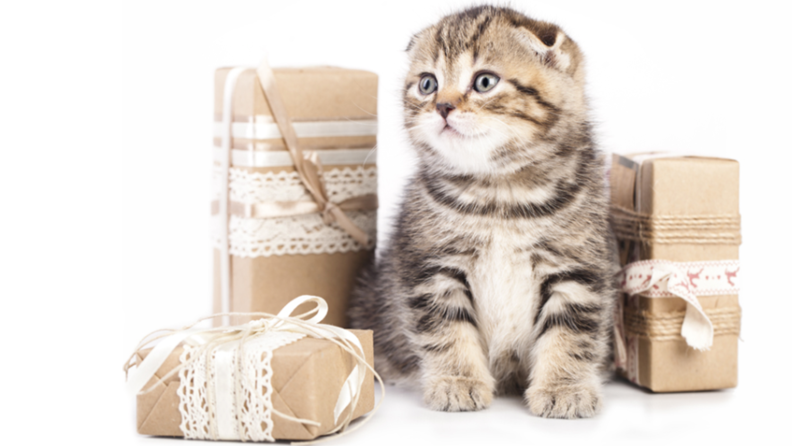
left=436, top=102, right=455, bottom=120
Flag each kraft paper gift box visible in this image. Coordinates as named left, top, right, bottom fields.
left=133, top=328, right=375, bottom=441
left=610, top=153, right=741, bottom=392
left=212, top=64, right=378, bottom=327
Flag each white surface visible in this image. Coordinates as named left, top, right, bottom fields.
left=1, top=0, right=791, bottom=444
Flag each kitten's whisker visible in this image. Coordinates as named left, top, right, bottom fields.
left=349, top=101, right=379, bottom=119
left=475, top=94, right=504, bottom=110
left=363, top=145, right=378, bottom=165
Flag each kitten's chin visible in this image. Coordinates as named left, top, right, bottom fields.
left=420, top=131, right=509, bottom=176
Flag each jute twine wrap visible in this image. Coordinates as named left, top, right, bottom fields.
left=624, top=306, right=741, bottom=342
left=610, top=205, right=742, bottom=245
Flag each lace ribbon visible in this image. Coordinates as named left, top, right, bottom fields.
left=210, top=167, right=377, bottom=257
left=211, top=166, right=378, bottom=219
left=213, top=211, right=377, bottom=258
left=613, top=258, right=741, bottom=373
left=621, top=259, right=739, bottom=343
left=216, top=62, right=378, bottom=323
left=124, top=295, right=385, bottom=443
left=255, top=61, right=372, bottom=246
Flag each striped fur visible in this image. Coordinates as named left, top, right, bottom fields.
left=349, top=6, right=618, bottom=418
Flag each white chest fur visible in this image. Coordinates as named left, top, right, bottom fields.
left=469, top=224, right=540, bottom=365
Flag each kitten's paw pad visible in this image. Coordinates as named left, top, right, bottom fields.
left=424, top=376, right=493, bottom=412
left=525, top=383, right=602, bottom=419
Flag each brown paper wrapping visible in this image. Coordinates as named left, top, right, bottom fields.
left=213, top=67, right=378, bottom=327
left=212, top=249, right=373, bottom=328
left=136, top=329, right=375, bottom=440
left=611, top=154, right=741, bottom=392
left=214, top=67, right=378, bottom=150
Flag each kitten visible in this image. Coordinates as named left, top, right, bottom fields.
left=349, top=6, right=617, bottom=419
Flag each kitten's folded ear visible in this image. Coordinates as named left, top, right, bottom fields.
left=513, top=26, right=574, bottom=73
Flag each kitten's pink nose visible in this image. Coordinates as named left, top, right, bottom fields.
left=436, top=102, right=455, bottom=120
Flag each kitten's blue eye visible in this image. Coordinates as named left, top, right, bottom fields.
left=419, top=75, right=437, bottom=95
left=473, top=73, right=499, bottom=93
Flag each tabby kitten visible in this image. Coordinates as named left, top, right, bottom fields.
left=349, top=6, right=617, bottom=419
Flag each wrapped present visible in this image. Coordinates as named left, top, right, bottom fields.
left=212, top=62, right=378, bottom=327
left=609, top=153, right=741, bottom=392
left=125, top=296, right=378, bottom=442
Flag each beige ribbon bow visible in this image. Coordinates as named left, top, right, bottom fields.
left=124, top=296, right=386, bottom=444
left=255, top=60, right=373, bottom=246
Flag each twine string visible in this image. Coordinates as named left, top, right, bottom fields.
left=623, top=306, right=742, bottom=341
left=610, top=205, right=741, bottom=245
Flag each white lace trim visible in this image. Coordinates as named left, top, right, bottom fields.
left=177, top=331, right=306, bottom=441
left=213, top=166, right=377, bottom=257
left=214, top=165, right=377, bottom=204
left=212, top=211, right=376, bottom=257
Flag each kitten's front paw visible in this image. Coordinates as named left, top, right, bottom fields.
left=525, top=382, right=602, bottom=419
left=424, top=376, right=493, bottom=412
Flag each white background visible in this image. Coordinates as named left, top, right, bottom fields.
left=2, top=0, right=791, bottom=444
